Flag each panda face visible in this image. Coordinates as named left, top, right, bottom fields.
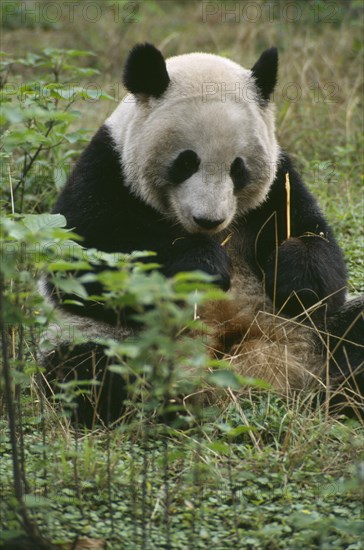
left=159, top=100, right=275, bottom=233
left=107, top=45, right=280, bottom=234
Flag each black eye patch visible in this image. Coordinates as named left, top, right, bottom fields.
left=230, top=157, right=250, bottom=191
left=168, top=150, right=200, bottom=185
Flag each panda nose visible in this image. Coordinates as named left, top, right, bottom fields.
left=193, top=216, right=225, bottom=230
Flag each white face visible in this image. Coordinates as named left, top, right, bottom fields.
left=107, top=52, right=279, bottom=235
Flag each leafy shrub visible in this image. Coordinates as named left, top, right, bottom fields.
left=1, top=48, right=112, bottom=213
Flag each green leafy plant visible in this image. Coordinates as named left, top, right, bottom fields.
left=1, top=48, right=113, bottom=214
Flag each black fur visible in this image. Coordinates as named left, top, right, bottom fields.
left=327, top=296, right=364, bottom=386
left=168, top=150, right=201, bottom=185
left=43, top=342, right=129, bottom=427
left=230, top=157, right=250, bottom=191
left=123, top=43, right=170, bottom=98
left=240, top=153, right=347, bottom=319
left=251, top=47, right=278, bottom=102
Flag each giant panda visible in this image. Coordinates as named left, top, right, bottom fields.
left=42, top=43, right=364, bottom=425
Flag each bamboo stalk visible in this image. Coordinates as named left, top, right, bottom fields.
left=221, top=233, right=232, bottom=247
left=8, top=164, right=15, bottom=214
left=285, top=172, right=291, bottom=239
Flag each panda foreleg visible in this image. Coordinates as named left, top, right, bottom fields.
left=264, top=235, right=347, bottom=319
left=159, top=233, right=232, bottom=291
left=254, top=153, right=347, bottom=319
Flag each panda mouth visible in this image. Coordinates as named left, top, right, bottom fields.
left=192, top=216, right=227, bottom=232
left=171, top=200, right=232, bottom=234
left=181, top=215, right=230, bottom=235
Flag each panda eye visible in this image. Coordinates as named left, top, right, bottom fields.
left=230, top=157, right=250, bottom=192
left=168, top=150, right=200, bottom=185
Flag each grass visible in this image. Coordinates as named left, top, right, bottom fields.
left=1, top=1, right=363, bottom=548
left=1, top=394, right=363, bottom=548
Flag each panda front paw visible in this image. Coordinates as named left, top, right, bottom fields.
left=162, top=235, right=231, bottom=291
left=265, top=236, right=346, bottom=318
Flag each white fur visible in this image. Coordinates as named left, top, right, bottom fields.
left=106, top=52, right=279, bottom=234
left=38, top=278, right=132, bottom=353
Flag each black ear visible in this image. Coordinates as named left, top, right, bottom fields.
left=251, top=47, right=278, bottom=102
left=123, top=43, right=170, bottom=98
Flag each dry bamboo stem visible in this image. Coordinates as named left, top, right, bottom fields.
left=285, top=172, right=291, bottom=239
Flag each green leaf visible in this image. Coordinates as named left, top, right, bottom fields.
left=50, top=87, right=79, bottom=100
left=74, top=67, right=100, bottom=76
left=22, top=213, right=66, bottom=233
left=107, top=365, right=131, bottom=375
left=23, top=495, right=52, bottom=508
left=49, top=260, right=90, bottom=271
left=226, top=426, right=256, bottom=438
left=237, top=376, right=272, bottom=389
left=63, top=50, right=96, bottom=58
left=53, top=277, right=88, bottom=299
left=104, top=341, right=140, bottom=359
left=207, top=441, right=231, bottom=454
left=63, top=130, right=89, bottom=144
left=53, top=166, right=67, bottom=190
left=208, top=369, right=242, bottom=390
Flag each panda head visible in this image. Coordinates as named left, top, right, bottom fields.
left=107, top=43, right=280, bottom=234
